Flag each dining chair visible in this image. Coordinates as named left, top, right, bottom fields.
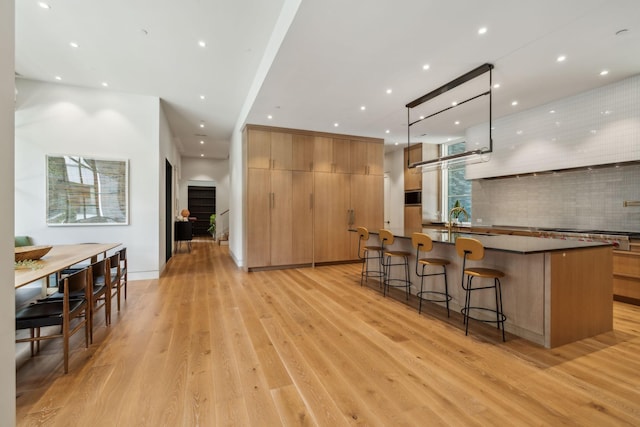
left=16, top=267, right=91, bottom=373
left=106, top=252, right=122, bottom=313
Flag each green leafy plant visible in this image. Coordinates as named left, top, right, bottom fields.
left=207, top=213, right=216, bottom=237
left=451, top=200, right=462, bottom=219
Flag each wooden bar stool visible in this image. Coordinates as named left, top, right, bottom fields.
left=411, top=232, right=451, bottom=316
left=455, top=237, right=506, bottom=341
left=356, top=227, right=384, bottom=287
left=379, top=229, right=412, bottom=300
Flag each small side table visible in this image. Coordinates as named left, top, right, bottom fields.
left=174, top=221, right=193, bottom=253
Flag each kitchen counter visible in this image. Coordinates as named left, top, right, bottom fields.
left=380, top=227, right=611, bottom=254
left=369, top=227, right=613, bottom=348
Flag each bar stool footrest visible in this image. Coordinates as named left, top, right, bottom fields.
left=461, top=306, right=507, bottom=324
left=417, top=290, right=452, bottom=303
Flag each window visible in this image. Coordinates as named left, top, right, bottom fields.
left=441, top=141, right=472, bottom=221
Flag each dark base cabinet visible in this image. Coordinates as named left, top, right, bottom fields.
left=175, top=221, right=192, bottom=252
left=188, top=186, right=216, bottom=236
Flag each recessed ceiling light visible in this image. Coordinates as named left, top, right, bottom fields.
left=199, top=123, right=205, bottom=128
left=454, top=121, right=460, bottom=125
left=419, top=115, right=425, bottom=120
left=333, top=122, right=339, bottom=127
left=200, top=95, right=205, bottom=100
left=511, top=100, right=518, bottom=106
left=516, top=130, right=523, bottom=135
left=38, top=2, right=51, bottom=9
left=267, top=115, right=273, bottom=119
left=200, top=140, right=204, bottom=144
left=200, top=154, right=204, bottom=157
left=478, top=27, right=488, bottom=35
left=54, top=76, right=61, bottom=81
left=557, top=55, right=566, bottom=62
left=198, top=40, right=206, bottom=47
left=360, top=106, right=366, bottom=111
left=451, top=101, right=458, bottom=106
left=493, top=83, right=500, bottom=89
left=386, top=89, right=392, bottom=94
left=101, top=82, right=108, bottom=87
left=394, top=142, right=399, bottom=146
left=422, top=64, right=430, bottom=71
left=549, top=110, right=556, bottom=114
left=600, top=70, right=609, bottom=76
left=69, top=42, right=79, bottom=48
left=385, top=130, right=390, bottom=134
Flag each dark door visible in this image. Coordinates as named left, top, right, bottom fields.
left=165, top=159, right=173, bottom=262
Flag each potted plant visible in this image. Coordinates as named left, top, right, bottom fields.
left=207, top=213, right=216, bottom=239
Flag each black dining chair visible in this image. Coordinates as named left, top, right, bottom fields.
left=16, top=267, right=91, bottom=373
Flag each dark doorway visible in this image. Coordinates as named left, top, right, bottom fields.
left=188, top=186, right=216, bottom=236
left=165, top=159, right=173, bottom=262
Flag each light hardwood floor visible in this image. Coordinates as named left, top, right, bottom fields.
left=16, top=240, right=640, bottom=426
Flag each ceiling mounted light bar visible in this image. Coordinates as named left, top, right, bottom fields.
left=406, top=63, right=494, bottom=169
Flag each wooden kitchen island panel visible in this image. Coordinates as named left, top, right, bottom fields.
left=548, top=247, right=613, bottom=347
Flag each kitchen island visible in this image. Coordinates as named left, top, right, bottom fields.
left=372, top=228, right=613, bottom=348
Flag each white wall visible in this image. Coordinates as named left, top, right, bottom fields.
left=1, top=0, right=16, bottom=423
left=179, top=157, right=229, bottom=215
left=384, top=148, right=405, bottom=229
left=15, top=79, right=163, bottom=279
left=228, top=128, right=244, bottom=265
left=158, top=103, right=181, bottom=272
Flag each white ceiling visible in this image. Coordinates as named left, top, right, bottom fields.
left=15, top=0, right=640, bottom=159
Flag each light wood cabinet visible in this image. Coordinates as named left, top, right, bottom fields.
left=246, top=125, right=383, bottom=269
left=613, top=240, right=640, bottom=304
left=246, top=168, right=271, bottom=268
left=247, top=129, right=292, bottom=170
left=404, top=144, right=422, bottom=191
left=291, top=172, right=313, bottom=264
left=313, top=172, right=352, bottom=263
left=351, top=140, right=383, bottom=175
left=404, top=205, right=422, bottom=230
left=313, top=137, right=350, bottom=173
left=292, top=134, right=314, bottom=172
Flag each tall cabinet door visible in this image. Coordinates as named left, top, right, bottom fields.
left=247, top=168, right=271, bottom=268
left=292, top=135, right=314, bottom=172
left=350, top=174, right=384, bottom=257
left=351, top=174, right=383, bottom=231
left=314, top=172, right=351, bottom=262
left=291, top=171, right=313, bottom=264
left=270, top=170, right=293, bottom=266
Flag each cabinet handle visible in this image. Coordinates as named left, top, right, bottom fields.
left=271, top=159, right=275, bottom=169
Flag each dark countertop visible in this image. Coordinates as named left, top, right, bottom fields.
left=371, top=228, right=611, bottom=255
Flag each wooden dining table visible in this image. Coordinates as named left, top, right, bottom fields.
left=14, top=243, right=121, bottom=289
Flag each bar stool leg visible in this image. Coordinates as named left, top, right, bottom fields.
left=443, top=265, right=450, bottom=317
left=404, top=256, right=410, bottom=300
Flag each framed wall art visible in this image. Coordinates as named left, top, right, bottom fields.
left=46, top=155, right=129, bottom=225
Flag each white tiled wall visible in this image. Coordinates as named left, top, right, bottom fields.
left=472, top=163, right=640, bottom=231
left=467, top=74, right=640, bottom=179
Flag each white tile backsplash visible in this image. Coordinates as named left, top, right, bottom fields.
left=472, top=164, right=640, bottom=231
